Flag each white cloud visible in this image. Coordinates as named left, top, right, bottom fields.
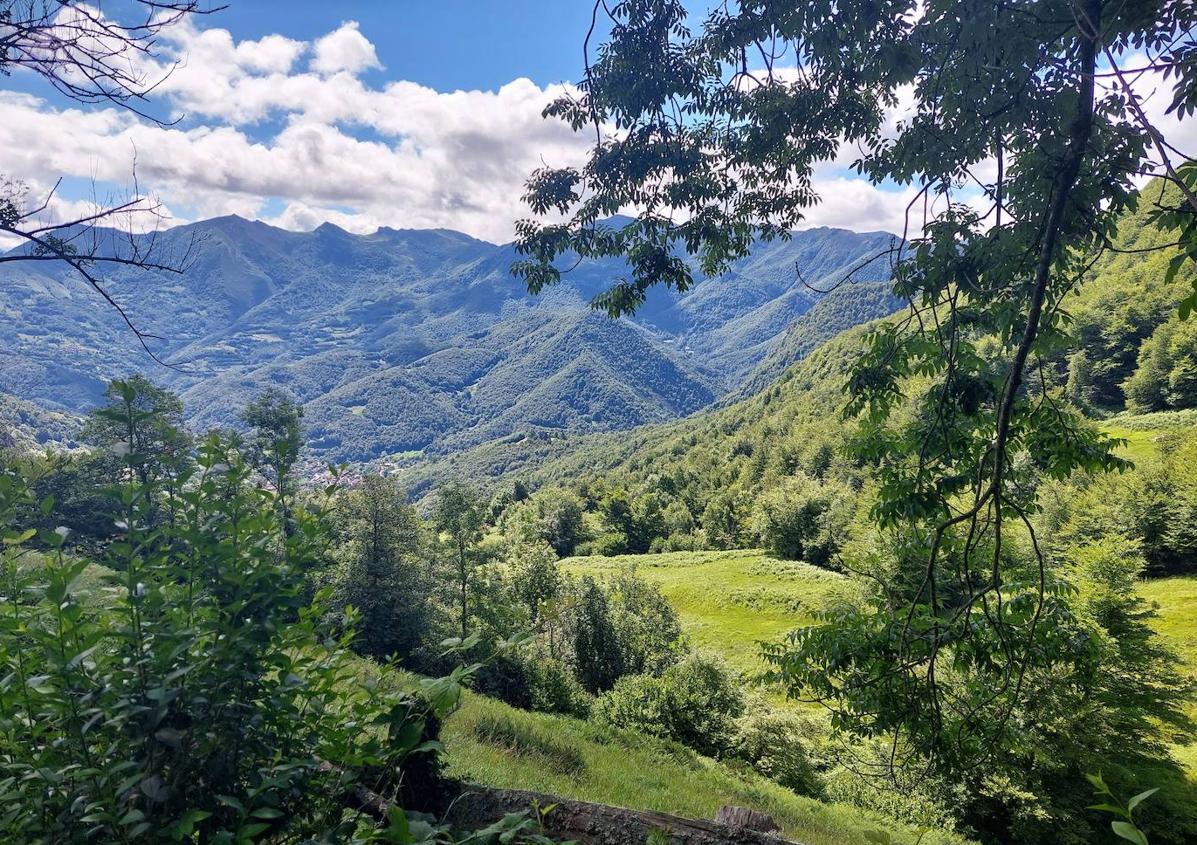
left=0, top=18, right=940, bottom=243
left=310, top=21, right=381, bottom=76
left=800, top=178, right=925, bottom=236
left=0, top=78, right=590, bottom=242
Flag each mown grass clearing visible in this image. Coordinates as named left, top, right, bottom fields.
left=1139, top=575, right=1197, bottom=774
left=560, top=549, right=852, bottom=678
left=1101, top=408, right=1197, bottom=463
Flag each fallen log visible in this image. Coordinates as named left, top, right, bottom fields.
left=445, top=785, right=800, bottom=845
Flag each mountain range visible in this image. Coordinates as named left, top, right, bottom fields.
left=0, top=215, right=897, bottom=461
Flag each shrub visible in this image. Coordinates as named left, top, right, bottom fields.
left=731, top=706, right=827, bottom=796
left=751, top=473, right=851, bottom=565
left=593, top=653, right=743, bottom=758
left=606, top=567, right=687, bottom=676
left=473, top=650, right=592, bottom=719
left=822, top=751, right=960, bottom=832
left=570, top=576, right=626, bottom=693
left=0, top=437, right=462, bottom=843
left=591, top=530, right=629, bottom=556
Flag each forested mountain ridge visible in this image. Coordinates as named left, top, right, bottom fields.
left=402, top=177, right=1197, bottom=519
left=0, top=216, right=895, bottom=460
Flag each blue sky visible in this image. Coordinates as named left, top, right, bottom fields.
left=0, top=1, right=922, bottom=245
left=214, top=2, right=610, bottom=92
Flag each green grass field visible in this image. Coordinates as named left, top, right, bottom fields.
left=563, top=548, right=1197, bottom=778
left=1138, top=576, right=1197, bottom=774
left=1102, top=408, right=1197, bottom=462
left=560, top=549, right=853, bottom=678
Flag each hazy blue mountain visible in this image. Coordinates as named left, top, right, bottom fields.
left=0, top=216, right=895, bottom=461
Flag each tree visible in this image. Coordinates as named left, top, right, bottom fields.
left=1124, top=316, right=1197, bottom=412
left=514, top=0, right=1197, bottom=774
left=605, top=566, right=685, bottom=676
left=599, top=488, right=636, bottom=545
left=507, top=540, right=561, bottom=625
left=752, top=473, right=851, bottom=565
left=701, top=490, right=744, bottom=550
left=537, top=490, right=587, bottom=556
left=500, top=488, right=588, bottom=557
left=570, top=576, right=625, bottom=693
left=434, top=481, right=485, bottom=640
left=84, top=376, right=191, bottom=490
left=331, top=475, right=437, bottom=664
left=752, top=473, right=829, bottom=561
left=241, top=388, right=304, bottom=523
left=0, top=2, right=214, bottom=356
left=662, top=499, right=695, bottom=539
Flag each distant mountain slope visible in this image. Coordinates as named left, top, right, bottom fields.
left=737, top=279, right=900, bottom=396
left=0, top=391, right=83, bottom=452
left=0, top=216, right=895, bottom=461
left=395, top=321, right=872, bottom=501
left=399, top=177, right=1197, bottom=501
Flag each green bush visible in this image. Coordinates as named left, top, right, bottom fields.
left=731, top=705, right=827, bottom=796
left=822, top=751, right=959, bottom=833
left=593, top=653, right=743, bottom=758
left=591, top=530, right=629, bottom=556
left=751, top=473, right=852, bottom=565
left=473, top=650, right=592, bottom=719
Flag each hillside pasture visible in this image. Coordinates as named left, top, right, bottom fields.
left=560, top=549, right=853, bottom=678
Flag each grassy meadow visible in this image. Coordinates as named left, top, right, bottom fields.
left=1138, top=576, right=1197, bottom=774
left=1102, top=408, right=1197, bottom=462
left=560, top=549, right=853, bottom=678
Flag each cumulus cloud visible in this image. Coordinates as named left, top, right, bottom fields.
left=310, top=21, right=381, bottom=76
left=800, top=178, right=924, bottom=236
left=0, top=79, right=590, bottom=242
left=1, top=18, right=946, bottom=243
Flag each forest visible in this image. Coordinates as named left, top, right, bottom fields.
left=2, top=0, right=1197, bottom=844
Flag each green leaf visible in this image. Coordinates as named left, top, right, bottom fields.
left=173, top=809, right=212, bottom=838
left=1110, top=821, right=1149, bottom=845
left=388, top=806, right=412, bottom=845
left=1165, top=252, right=1186, bottom=285
left=1127, top=788, right=1159, bottom=813
left=2, top=528, right=35, bottom=546
left=217, top=794, right=246, bottom=814
left=237, top=821, right=272, bottom=840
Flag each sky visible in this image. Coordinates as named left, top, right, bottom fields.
left=0, top=2, right=1189, bottom=248
left=0, top=0, right=925, bottom=247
